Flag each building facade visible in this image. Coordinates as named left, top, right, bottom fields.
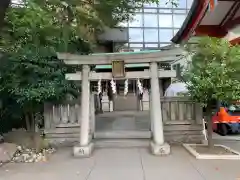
left=118, top=0, right=193, bottom=51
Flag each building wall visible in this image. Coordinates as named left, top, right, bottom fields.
left=119, top=0, right=193, bottom=51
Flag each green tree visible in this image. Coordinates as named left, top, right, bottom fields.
left=0, top=0, right=179, bottom=132
left=0, top=0, right=82, bottom=131
left=184, top=37, right=240, bottom=148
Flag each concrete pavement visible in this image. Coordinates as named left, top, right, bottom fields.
left=1, top=142, right=240, bottom=180
left=213, top=132, right=240, bottom=141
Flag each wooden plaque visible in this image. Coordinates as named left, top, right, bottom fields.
left=112, top=60, right=125, bottom=78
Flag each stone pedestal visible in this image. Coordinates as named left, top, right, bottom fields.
left=142, top=89, right=149, bottom=111
left=202, top=139, right=208, bottom=145
left=150, top=141, right=170, bottom=155
left=73, top=143, right=94, bottom=158
left=102, top=93, right=109, bottom=112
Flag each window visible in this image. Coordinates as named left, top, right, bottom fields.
left=159, top=14, right=173, bottom=28
left=159, top=0, right=172, bottom=8
left=144, top=47, right=159, bottom=51
left=144, top=14, right=158, bottom=27
left=132, top=48, right=142, bottom=52
left=129, top=28, right=143, bottom=42
left=144, top=29, right=158, bottom=42
left=145, top=43, right=158, bottom=48
left=144, top=8, right=158, bottom=13
left=187, top=0, right=193, bottom=9
left=159, top=9, right=172, bottom=13
left=173, top=14, right=186, bottom=28
left=129, top=14, right=143, bottom=27
left=143, top=3, right=158, bottom=8
left=173, top=9, right=187, bottom=14
left=174, top=29, right=179, bottom=35
left=175, top=0, right=187, bottom=9
left=129, top=43, right=143, bottom=48
left=159, top=29, right=173, bottom=42
left=160, top=43, right=171, bottom=47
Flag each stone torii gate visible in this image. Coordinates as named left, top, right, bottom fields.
left=57, top=49, right=183, bottom=157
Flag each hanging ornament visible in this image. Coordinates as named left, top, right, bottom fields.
left=124, top=79, right=128, bottom=96
left=137, top=79, right=143, bottom=94
left=110, top=79, right=116, bottom=94
left=97, top=79, right=101, bottom=94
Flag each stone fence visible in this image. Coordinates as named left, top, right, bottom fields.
left=160, top=97, right=202, bottom=124
left=43, top=99, right=81, bottom=130
left=159, top=97, right=203, bottom=143
left=43, top=96, right=203, bottom=146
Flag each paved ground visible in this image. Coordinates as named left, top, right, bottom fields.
left=213, top=132, right=240, bottom=141
left=96, top=111, right=150, bottom=131
left=1, top=141, right=240, bottom=180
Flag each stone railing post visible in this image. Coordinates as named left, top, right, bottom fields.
left=43, top=103, right=52, bottom=130
left=195, top=103, right=203, bottom=124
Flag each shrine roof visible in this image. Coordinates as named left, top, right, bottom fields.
left=172, top=0, right=240, bottom=44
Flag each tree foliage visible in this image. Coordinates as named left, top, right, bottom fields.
left=0, top=0, right=178, bottom=131
left=184, top=37, right=240, bottom=147
left=185, top=37, right=240, bottom=107
left=0, top=1, right=80, bottom=111
left=2, top=0, right=92, bottom=53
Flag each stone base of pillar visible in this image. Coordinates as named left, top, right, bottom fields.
left=201, top=139, right=208, bottom=145
left=150, top=141, right=171, bottom=156
left=73, top=143, right=94, bottom=158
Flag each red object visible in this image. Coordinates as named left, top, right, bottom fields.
left=230, top=37, right=240, bottom=45
left=172, top=0, right=240, bottom=46
left=181, top=0, right=210, bottom=41
left=212, top=107, right=240, bottom=131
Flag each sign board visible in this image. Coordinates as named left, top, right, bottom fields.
left=112, top=60, right=125, bottom=78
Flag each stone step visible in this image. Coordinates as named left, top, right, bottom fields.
left=94, top=130, right=151, bottom=139
left=96, top=110, right=150, bottom=117
left=95, top=139, right=150, bottom=148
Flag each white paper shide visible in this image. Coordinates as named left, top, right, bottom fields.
left=111, top=79, right=116, bottom=94
left=97, top=79, right=101, bottom=94
left=124, top=79, right=128, bottom=96
left=137, top=79, right=143, bottom=94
